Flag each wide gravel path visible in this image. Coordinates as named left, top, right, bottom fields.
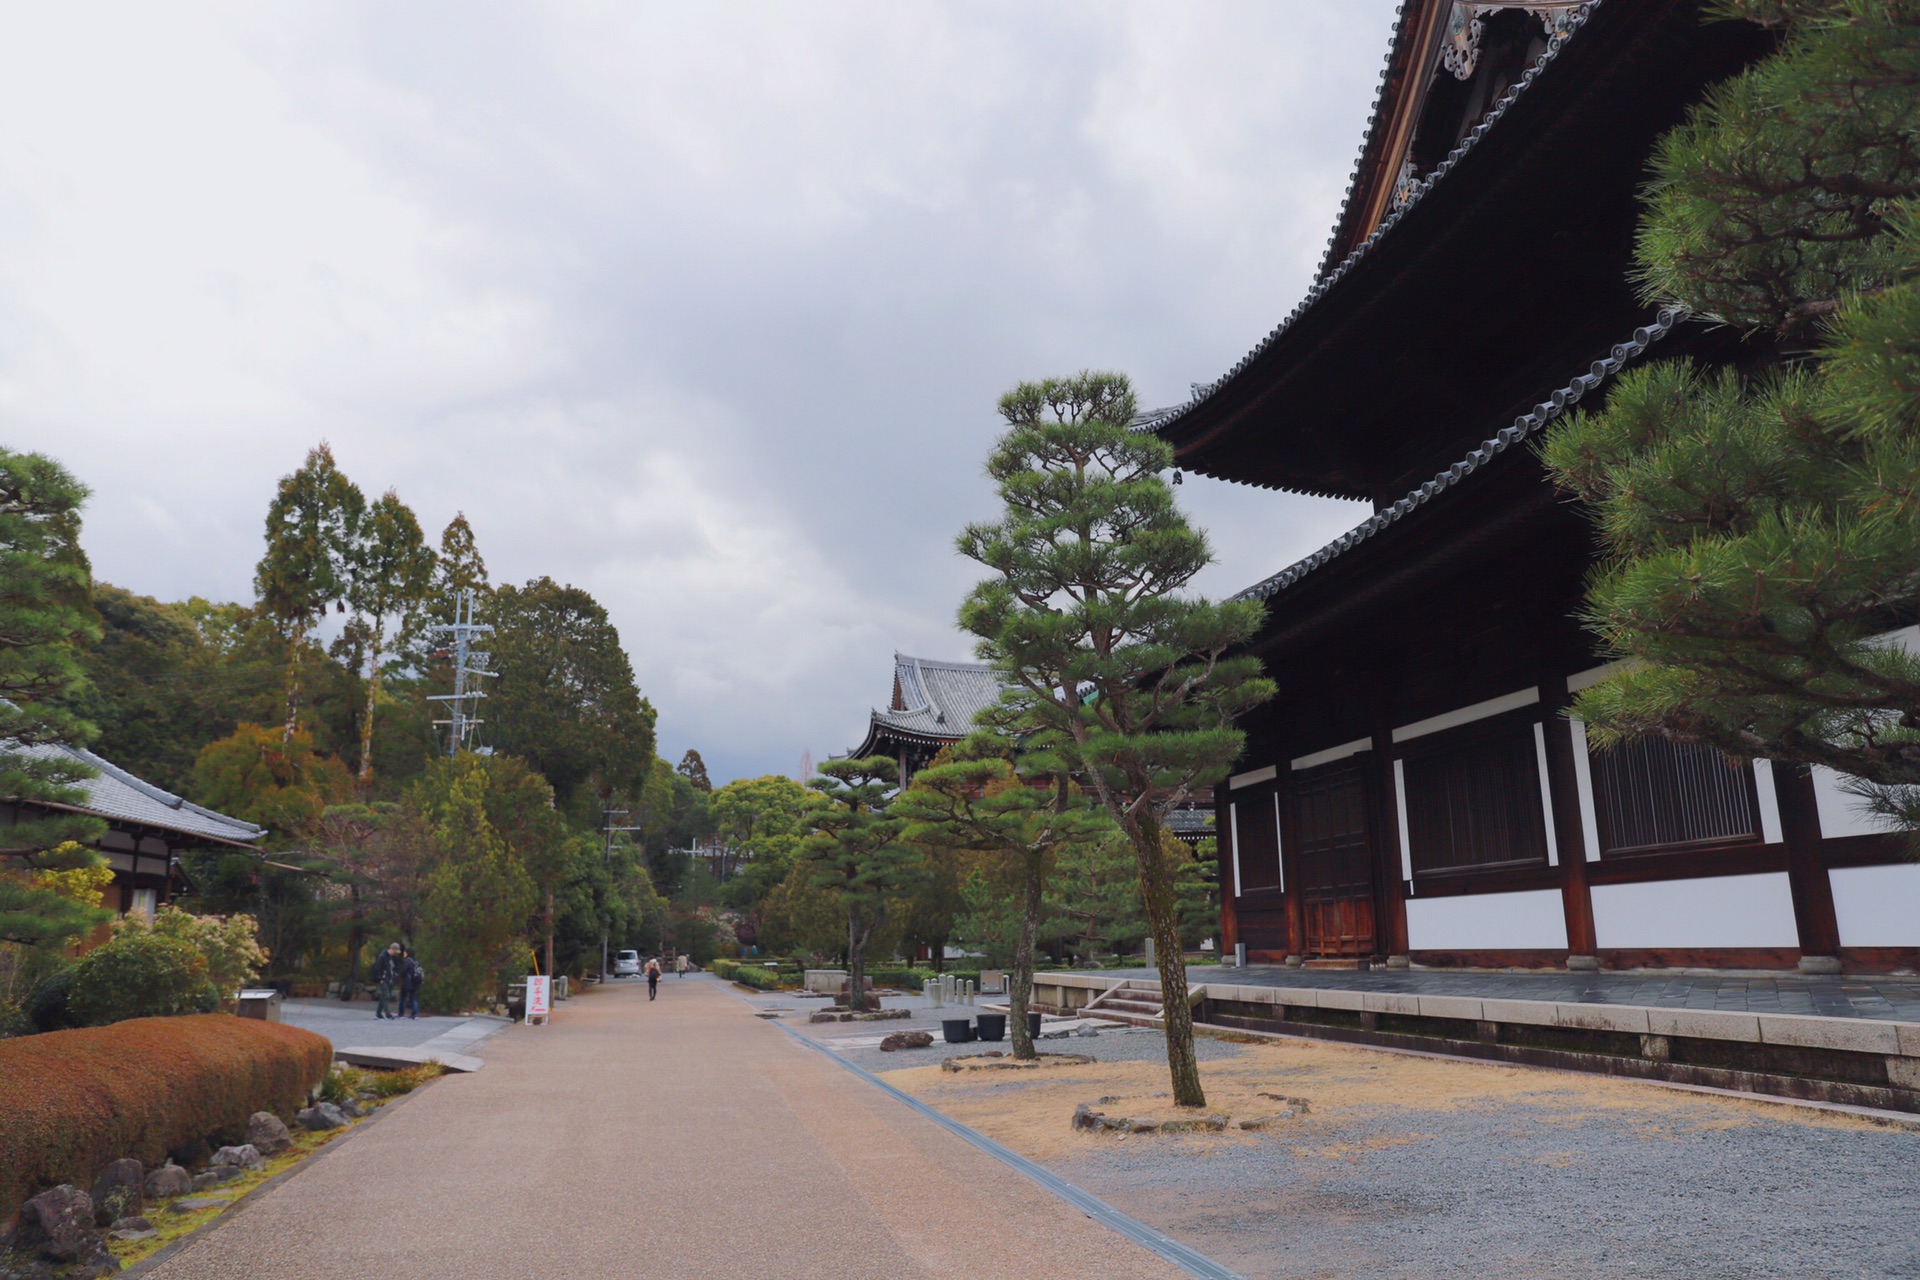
left=146, top=974, right=1187, bottom=1280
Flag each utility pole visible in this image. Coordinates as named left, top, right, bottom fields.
left=602, top=808, right=642, bottom=979
left=427, top=588, right=495, bottom=755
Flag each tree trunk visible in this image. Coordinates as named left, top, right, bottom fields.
left=281, top=618, right=307, bottom=743
left=358, top=628, right=384, bottom=782
left=1132, top=815, right=1205, bottom=1107
left=1009, top=845, right=1044, bottom=1060
left=545, top=887, right=555, bottom=980
left=846, top=907, right=869, bottom=1013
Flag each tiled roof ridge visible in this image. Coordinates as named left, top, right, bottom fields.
left=1230, top=304, right=1687, bottom=604
left=64, top=741, right=267, bottom=838
left=1143, top=0, right=1599, bottom=440
left=893, top=652, right=996, bottom=673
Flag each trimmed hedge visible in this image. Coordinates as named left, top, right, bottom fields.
left=0, top=1014, right=332, bottom=1219
left=709, top=959, right=791, bottom=990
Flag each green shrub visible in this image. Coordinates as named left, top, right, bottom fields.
left=0, top=1014, right=332, bottom=1219
left=733, top=965, right=789, bottom=991
left=709, top=958, right=741, bottom=981
left=319, top=1064, right=369, bottom=1104
left=68, top=929, right=220, bottom=1027
left=26, top=965, right=78, bottom=1033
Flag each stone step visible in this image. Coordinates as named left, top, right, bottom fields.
left=1100, top=998, right=1165, bottom=1016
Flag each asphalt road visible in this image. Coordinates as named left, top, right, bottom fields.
left=147, top=974, right=1188, bottom=1280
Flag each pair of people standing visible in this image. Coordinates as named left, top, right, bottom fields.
left=371, top=942, right=425, bottom=1019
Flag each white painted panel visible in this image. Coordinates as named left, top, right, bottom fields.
left=1392, top=759, right=1413, bottom=885
left=1571, top=720, right=1601, bottom=862
left=1406, top=889, right=1567, bottom=951
left=1272, top=792, right=1286, bottom=893
left=1229, top=764, right=1277, bottom=790
left=1228, top=803, right=1242, bottom=898
left=1392, top=687, right=1540, bottom=743
left=1533, top=722, right=1559, bottom=867
left=1591, top=873, right=1798, bottom=948
left=1811, top=765, right=1891, bottom=839
left=1292, top=738, right=1370, bottom=771
left=1831, top=864, right=1920, bottom=947
left=1751, top=759, right=1783, bottom=844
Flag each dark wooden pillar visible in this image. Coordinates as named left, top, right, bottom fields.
left=1368, top=703, right=1411, bottom=965
left=1278, top=769, right=1306, bottom=964
left=1539, top=676, right=1598, bottom=967
left=1773, top=762, right=1842, bottom=970
left=1216, top=793, right=1240, bottom=958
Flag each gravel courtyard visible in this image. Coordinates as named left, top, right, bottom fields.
left=756, top=988, right=1920, bottom=1279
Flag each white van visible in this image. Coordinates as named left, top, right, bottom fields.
left=612, top=949, right=641, bottom=978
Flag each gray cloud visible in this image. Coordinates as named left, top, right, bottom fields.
left=1, top=1, right=1392, bottom=783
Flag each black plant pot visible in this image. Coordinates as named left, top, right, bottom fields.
left=942, top=1017, right=975, bottom=1044
left=1029, top=1011, right=1043, bottom=1040
left=975, top=1013, right=1006, bottom=1042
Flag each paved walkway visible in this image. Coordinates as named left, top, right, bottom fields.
left=150, top=976, right=1188, bottom=1280
left=1096, top=966, right=1920, bottom=1021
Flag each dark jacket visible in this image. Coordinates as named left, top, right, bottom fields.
left=401, top=957, right=425, bottom=992
left=371, top=950, right=400, bottom=985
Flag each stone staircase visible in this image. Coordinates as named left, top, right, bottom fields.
left=1085, top=982, right=1167, bottom=1028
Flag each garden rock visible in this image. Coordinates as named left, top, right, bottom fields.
left=107, top=1218, right=153, bottom=1239
left=338, top=1096, right=368, bottom=1118
left=14, top=1186, right=96, bottom=1261
left=168, top=1197, right=230, bottom=1214
left=879, top=1030, right=934, bottom=1051
left=297, top=1102, right=350, bottom=1131
left=191, top=1169, right=242, bottom=1191
left=0, top=1260, right=58, bottom=1280
left=246, top=1111, right=292, bottom=1155
left=809, top=1011, right=850, bottom=1024
left=210, top=1144, right=266, bottom=1171
left=142, top=1163, right=191, bottom=1200
left=88, top=1159, right=143, bottom=1227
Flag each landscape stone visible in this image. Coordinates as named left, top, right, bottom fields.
left=879, top=1030, right=934, bottom=1051
left=210, top=1144, right=266, bottom=1171
left=168, top=1197, right=231, bottom=1214
left=808, top=1011, right=851, bottom=1024
left=107, top=1218, right=151, bottom=1235
left=191, top=1169, right=243, bottom=1191
left=338, top=1097, right=368, bottom=1118
left=14, top=1185, right=97, bottom=1261
left=297, top=1102, right=350, bottom=1131
left=88, top=1159, right=143, bottom=1227
left=0, top=1259, right=58, bottom=1280
left=246, top=1111, right=292, bottom=1155
left=142, top=1163, right=192, bottom=1200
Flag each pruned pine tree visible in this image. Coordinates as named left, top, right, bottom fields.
left=1541, top=0, right=1920, bottom=833
left=0, top=448, right=114, bottom=955
left=958, top=372, right=1273, bottom=1107
left=801, top=757, right=916, bottom=1013
left=255, top=443, right=365, bottom=742
left=896, top=731, right=1112, bottom=1060
left=343, top=490, right=436, bottom=781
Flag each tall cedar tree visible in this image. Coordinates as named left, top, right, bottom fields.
left=676, top=749, right=713, bottom=792
left=801, top=757, right=918, bottom=1013
left=256, top=444, right=364, bottom=742
left=959, top=372, right=1272, bottom=1107
left=896, top=735, right=1113, bottom=1059
left=0, top=448, right=113, bottom=952
left=342, top=490, right=436, bottom=782
left=413, top=755, right=538, bottom=1011
left=1540, top=0, right=1920, bottom=832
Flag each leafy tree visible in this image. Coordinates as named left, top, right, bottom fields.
left=755, top=861, right=845, bottom=961
left=150, top=905, right=267, bottom=1007
left=710, top=774, right=820, bottom=909
left=430, top=513, right=490, bottom=610
left=800, top=757, right=918, bottom=1012
left=486, top=578, right=657, bottom=810
left=958, top=372, right=1273, bottom=1106
left=415, top=761, right=537, bottom=1012
left=676, top=749, right=713, bottom=792
left=341, top=490, right=436, bottom=783
left=1541, top=0, right=1920, bottom=832
left=0, top=842, right=113, bottom=951
left=191, top=723, right=352, bottom=840
left=255, top=444, right=365, bottom=742
left=897, top=741, right=1112, bottom=1059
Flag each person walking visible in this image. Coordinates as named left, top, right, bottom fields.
left=371, top=942, right=402, bottom=1019
left=645, top=955, right=662, bottom=1001
left=399, top=946, right=425, bottom=1020
left=675, top=953, right=688, bottom=979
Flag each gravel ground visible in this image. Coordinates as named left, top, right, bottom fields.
left=753, top=985, right=1920, bottom=1280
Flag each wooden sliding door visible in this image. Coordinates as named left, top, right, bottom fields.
left=1291, top=760, right=1378, bottom=957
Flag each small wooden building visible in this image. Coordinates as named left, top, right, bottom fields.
left=3, top=741, right=265, bottom=919
left=1157, top=0, right=1915, bottom=972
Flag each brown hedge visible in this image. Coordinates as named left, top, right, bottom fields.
left=0, top=1014, right=332, bottom=1220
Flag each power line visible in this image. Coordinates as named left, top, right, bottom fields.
left=425, top=588, right=495, bottom=756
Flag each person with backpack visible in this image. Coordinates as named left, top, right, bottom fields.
left=645, top=955, right=662, bottom=1000
left=399, top=946, right=425, bottom=1020
left=370, top=942, right=402, bottom=1019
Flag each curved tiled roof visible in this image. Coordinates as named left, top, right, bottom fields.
left=1231, top=305, right=1687, bottom=603
left=1142, top=1, right=1601, bottom=441
left=867, top=653, right=1008, bottom=744
left=12, top=740, right=267, bottom=846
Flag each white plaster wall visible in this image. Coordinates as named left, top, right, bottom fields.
left=1811, top=765, right=1893, bottom=839
left=1831, top=864, right=1920, bottom=947
left=1405, top=889, right=1567, bottom=951
left=1591, top=873, right=1798, bottom=948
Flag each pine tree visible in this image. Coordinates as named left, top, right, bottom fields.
left=342, top=490, right=436, bottom=782
left=255, top=444, right=365, bottom=742
left=800, top=757, right=918, bottom=1013
left=1540, top=0, right=1920, bottom=831
left=958, top=372, right=1273, bottom=1107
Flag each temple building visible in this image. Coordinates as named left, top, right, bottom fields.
left=3, top=741, right=265, bottom=920
left=851, top=653, right=1005, bottom=785
left=1160, top=0, right=1916, bottom=973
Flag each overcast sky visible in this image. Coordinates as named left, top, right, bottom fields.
left=5, top=2, right=1397, bottom=785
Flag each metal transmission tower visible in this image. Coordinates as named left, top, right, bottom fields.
left=427, top=588, right=496, bottom=755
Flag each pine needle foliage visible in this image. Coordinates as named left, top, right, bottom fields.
left=958, top=371, right=1272, bottom=1107
left=800, top=757, right=917, bottom=1014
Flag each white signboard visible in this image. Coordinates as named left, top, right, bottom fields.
left=525, top=974, right=551, bottom=1025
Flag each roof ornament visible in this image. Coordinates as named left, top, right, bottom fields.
left=1443, top=3, right=1588, bottom=81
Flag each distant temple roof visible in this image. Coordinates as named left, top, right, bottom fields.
left=852, top=654, right=1007, bottom=758
left=11, top=740, right=267, bottom=848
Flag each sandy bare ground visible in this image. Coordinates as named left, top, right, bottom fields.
left=144, top=975, right=1189, bottom=1280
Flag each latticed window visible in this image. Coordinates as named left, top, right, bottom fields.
left=1400, top=718, right=1548, bottom=873
left=1588, top=736, right=1757, bottom=855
